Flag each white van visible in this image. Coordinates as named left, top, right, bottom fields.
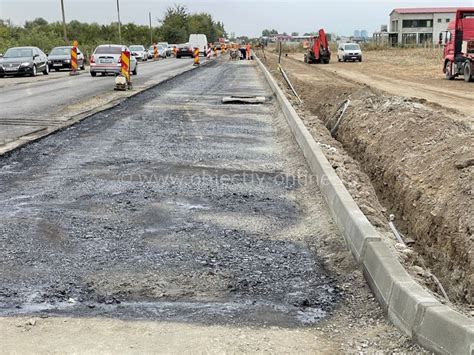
left=189, top=34, right=208, bottom=56
left=337, top=43, right=363, bottom=62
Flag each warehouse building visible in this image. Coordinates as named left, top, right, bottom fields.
left=388, top=7, right=458, bottom=46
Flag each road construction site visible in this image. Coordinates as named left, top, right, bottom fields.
left=0, top=56, right=430, bottom=353
left=0, top=45, right=473, bottom=353
left=286, top=47, right=474, bottom=116
left=259, top=48, right=473, bottom=308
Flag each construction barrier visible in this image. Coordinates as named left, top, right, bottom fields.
left=214, top=47, right=218, bottom=57
left=115, top=48, right=131, bottom=91
left=153, top=44, right=158, bottom=60
left=193, top=48, right=200, bottom=66
left=206, top=46, right=211, bottom=59
left=70, top=40, right=79, bottom=76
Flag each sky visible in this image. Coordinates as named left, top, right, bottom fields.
left=1, top=0, right=473, bottom=37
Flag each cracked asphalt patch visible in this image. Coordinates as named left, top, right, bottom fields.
left=0, top=60, right=341, bottom=328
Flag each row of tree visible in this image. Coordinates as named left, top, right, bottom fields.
left=0, top=5, right=226, bottom=55
left=261, top=29, right=320, bottom=37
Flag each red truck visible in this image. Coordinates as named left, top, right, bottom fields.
left=441, top=8, right=474, bottom=82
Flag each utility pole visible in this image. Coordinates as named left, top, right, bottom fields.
left=60, top=0, right=69, bottom=44
left=116, top=0, right=122, bottom=44
left=149, top=12, right=153, bottom=45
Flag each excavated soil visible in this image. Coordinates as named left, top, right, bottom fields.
left=258, top=52, right=473, bottom=308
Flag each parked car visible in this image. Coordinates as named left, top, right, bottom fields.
left=48, top=46, right=85, bottom=71
left=148, top=45, right=166, bottom=59
left=189, top=34, right=208, bottom=56
left=158, top=42, right=172, bottom=57
left=176, top=43, right=194, bottom=58
left=89, top=44, right=137, bottom=77
left=0, top=46, right=49, bottom=77
left=337, top=43, right=362, bottom=62
left=129, top=45, right=148, bottom=61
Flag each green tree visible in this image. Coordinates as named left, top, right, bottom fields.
left=262, top=29, right=278, bottom=36
left=158, top=5, right=189, bottom=44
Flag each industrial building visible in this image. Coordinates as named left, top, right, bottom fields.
left=387, top=7, right=458, bottom=46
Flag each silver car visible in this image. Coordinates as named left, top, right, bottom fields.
left=129, top=45, right=148, bottom=61
left=158, top=42, right=172, bottom=57
left=148, top=45, right=166, bottom=59
left=89, top=44, right=137, bottom=77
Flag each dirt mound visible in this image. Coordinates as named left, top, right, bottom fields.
left=259, top=53, right=473, bottom=305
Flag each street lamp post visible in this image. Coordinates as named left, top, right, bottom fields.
left=149, top=12, right=153, bottom=46
left=116, top=0, right=122, bottom=44
left=60, top=0, right=68, bottom=44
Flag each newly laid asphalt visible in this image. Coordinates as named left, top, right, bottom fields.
left=0, top=58, right=195, bottom=146
left=0, top=59, right=342, bottom=326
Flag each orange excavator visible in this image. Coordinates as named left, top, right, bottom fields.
left=304, top=29, right=331, bottom=64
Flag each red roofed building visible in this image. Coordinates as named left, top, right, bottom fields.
left=388, top=7, right=458, bottom=45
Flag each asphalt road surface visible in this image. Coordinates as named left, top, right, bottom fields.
left=0, top=58, right=194, bottom=120
left=0, top=58, right=423, bottom=354
left=0, top=59, right=341, bottom=325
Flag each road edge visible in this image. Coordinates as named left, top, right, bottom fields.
left=255, top=55, right=474, bottom=355
left=0, top=59, right=216, bottom=158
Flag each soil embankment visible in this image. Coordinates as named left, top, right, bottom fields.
left=259, top=52, right=473, bottom=306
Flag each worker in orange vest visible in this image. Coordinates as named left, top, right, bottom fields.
left=245, top=43, right=251, bottom=60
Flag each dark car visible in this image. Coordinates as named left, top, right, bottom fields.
left=0, top=46, right=49, bottom=77
left=48, top=46, right=85, bottom=71
left=176, top=44, right=193, bottom=58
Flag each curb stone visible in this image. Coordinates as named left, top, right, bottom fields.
left=254, top=55, right=474, bottom=354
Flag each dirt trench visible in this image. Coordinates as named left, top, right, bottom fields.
left=258, top=52, right=473, bottom=307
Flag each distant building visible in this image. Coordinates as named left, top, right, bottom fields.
left=388, top=7, right=458, bottom=46
left=373, top=25, right=389, bottom=46
left=354, top=30, right=361, bottom=38
left=361, top=30, right=368, bottom=39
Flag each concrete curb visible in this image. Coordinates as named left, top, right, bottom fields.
left=255, top=55, right=474, bottom=355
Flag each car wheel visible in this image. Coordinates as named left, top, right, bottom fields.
left=43, top=64, right=49, bottom=75
left=90, top=71, right=97, bottom=77
left=359, top=57, right=363, bottom=62
left=0, top=75, right=4, bottom=78
left=132, top=66, right=137, bottom=75
left=80, top=62, right=85, bottom=70
left=31, top=65, right=37, bottom=77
